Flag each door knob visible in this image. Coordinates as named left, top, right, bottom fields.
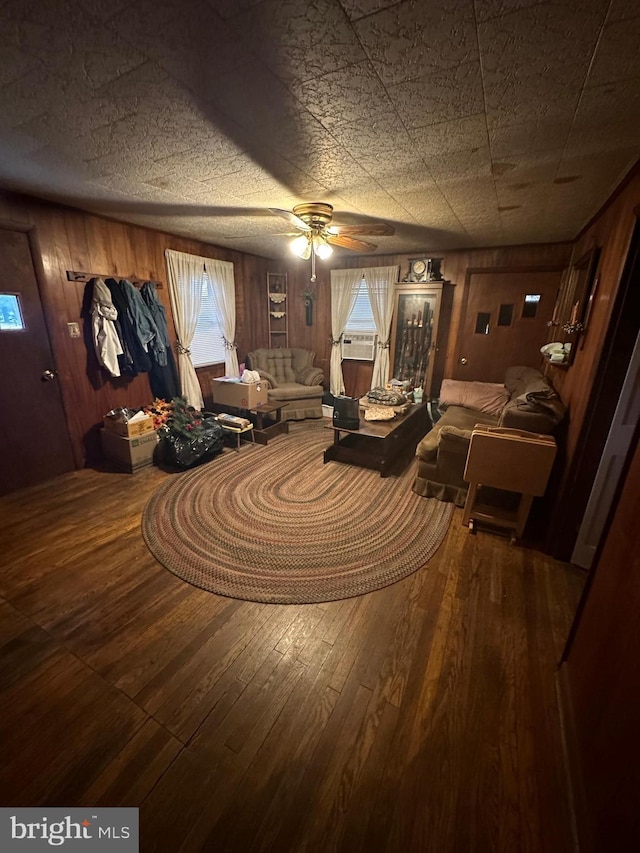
left=41, top=369, right=57, bottom=381
left=459, top=357, right=468, bottom=365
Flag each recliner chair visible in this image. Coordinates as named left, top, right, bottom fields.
left=245, top=348, right=324, bottom=420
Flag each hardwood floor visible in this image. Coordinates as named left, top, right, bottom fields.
left=0, top=446, right=585, bottom=852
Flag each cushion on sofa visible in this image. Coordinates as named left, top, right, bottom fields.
left=439, top=379, right=509, bottom=415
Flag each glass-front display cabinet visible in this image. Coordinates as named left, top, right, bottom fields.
left=388, top=283, right=446, bottom=397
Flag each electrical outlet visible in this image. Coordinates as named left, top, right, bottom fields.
left=67, top=322, right=81, bottom=338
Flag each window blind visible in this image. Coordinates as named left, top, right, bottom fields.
left=345, top=278, right=376, bottom=333
left=190, top=276, right=226, bottom=367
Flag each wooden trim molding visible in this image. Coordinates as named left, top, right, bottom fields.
left=556, top=664, right=594, bottom=853
left=464, top=264, right=566, bottom=275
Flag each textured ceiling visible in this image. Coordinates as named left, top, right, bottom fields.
left=0, top=0, right=639, bottom=258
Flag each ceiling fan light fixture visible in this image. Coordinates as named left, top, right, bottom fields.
left=314, top=238, right=333, bottom=260
left=290, top=234, right=310, bottom=258
left=278, top=201, right=392, bottom=280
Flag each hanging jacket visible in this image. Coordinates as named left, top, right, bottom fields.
left=90, top=277, right=123, bottom=377
left=104, top=278, right=150, bottom=375
left=140, top=280, right=181, bottom=400
left=140, top=281, right=168, bottom=366
left=120, top=279, right=159, bottom=352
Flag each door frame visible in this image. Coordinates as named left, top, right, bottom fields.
left=571, top=328, right=640, bottom=568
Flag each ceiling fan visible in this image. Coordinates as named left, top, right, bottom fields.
left=269, top=202, right=394, bottom=281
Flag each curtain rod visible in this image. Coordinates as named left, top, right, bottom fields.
left=66, top=270, right=163, bottom=288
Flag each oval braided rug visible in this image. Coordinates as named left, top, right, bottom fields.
left=142, top=427, right=453, bottom=604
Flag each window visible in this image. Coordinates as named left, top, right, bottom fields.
left=344, top=277, right=376, bottom=334
left=0, top=293, right=25, bottom=330
left=522, top=293, right=541, bottom=318
left=498, top=303, right=514, bottom=326
left=190, top=275, right=226, bottom=367
left=475, top=311, right=491, bottom=334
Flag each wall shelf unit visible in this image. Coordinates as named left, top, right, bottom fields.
left=267, top=272, right=288, bottom=348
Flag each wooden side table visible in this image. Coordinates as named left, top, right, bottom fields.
left=207, top=401, right=289, bottom=445
left=247, top=401, right=289, bottom=445
left=220, top=423, right=255, bottom=451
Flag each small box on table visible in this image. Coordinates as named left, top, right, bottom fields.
left=211, top=378, right=268, bottom=410
left=100, top=428, right=158, bottom=472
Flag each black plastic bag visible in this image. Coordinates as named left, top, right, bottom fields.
left=159, top=416, right=224, bottom=469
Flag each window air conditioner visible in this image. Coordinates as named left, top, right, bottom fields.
left=342, top=333, right=377, bottom=361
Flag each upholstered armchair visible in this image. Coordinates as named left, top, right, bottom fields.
left=245, top=348, right=325, bottom=420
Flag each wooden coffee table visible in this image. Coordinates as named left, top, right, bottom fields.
left=323, top=403, right=428, bottom=477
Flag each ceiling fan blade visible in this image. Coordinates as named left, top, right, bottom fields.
left=327, top=234, right=378, bottom=253
left=333, top=223, right=395, bottom=237
left=268, top=208, right=312, bottom=231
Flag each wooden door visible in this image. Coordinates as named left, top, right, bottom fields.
left=0, top=228, right=74, bottom=495
left=453, top=268, right=563, bottom=382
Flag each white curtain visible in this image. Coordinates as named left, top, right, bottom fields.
left=363, top=265, right=399, bottom=389
left=330, top=268, right=363, bottom=396
left=165, top=249, right=205, bottom=409
left=204, top=257, right=239, bottom=377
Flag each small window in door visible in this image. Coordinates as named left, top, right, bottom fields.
left=498, top=304, right=514, bottom=326
left=475, top=312, right=491, bottom=334
left=522, top=293, right=541, bottom=318
left=0, top=293, right=25, bottom=330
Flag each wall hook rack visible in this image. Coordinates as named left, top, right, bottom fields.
left=66, top=270, right=163, bottom=288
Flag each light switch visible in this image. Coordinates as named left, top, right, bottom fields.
left=67, top=322, right=81, bottom=338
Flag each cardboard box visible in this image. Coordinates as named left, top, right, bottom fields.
left=100, top=428, right=158, bottom=472
left=103, top=413, right=155, bottom=438
left=211, top=378, right=268, bottom=410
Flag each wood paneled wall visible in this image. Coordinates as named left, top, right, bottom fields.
left=546, top=170, right=640, bottom=463
left=4, top=183, right=618, bottom=489
left=544, top=168, right=640, bottom=554
left=0, top=190, right=279, bottom=467
left=284, top=244, right=573, bottom=398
